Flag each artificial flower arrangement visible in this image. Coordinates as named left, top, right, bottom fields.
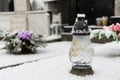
left=104, top=23, right=120, bottom=41
left=3, top=30, right=46, bottom=54
left=90, top=23, right=120, bottom=43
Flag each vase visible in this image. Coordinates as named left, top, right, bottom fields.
left=90, top=36, right=114, bottom=43
left=21, top=45, right=32, bottom=54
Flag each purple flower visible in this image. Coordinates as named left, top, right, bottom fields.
left=18, top=30, right=30, bottom=40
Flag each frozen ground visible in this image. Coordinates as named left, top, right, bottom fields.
left=0, top=41, right=71, bottom=68
left=0, top=41, right=120, bottom=80
left=0, top=55, right=120, bottom=80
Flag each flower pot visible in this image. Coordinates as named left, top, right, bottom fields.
left=21, top=45, right=32, bottom=54
left=90, top=36, right=114, bottom=43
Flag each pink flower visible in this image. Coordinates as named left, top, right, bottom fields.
left=103, top=26, right=112, bottom=30
left=109, top=24, right=116, bottom=31
left=116, top=23, right=120, bottom=31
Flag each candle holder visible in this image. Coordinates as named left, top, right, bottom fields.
left=69, top=14, right=94, bottom=76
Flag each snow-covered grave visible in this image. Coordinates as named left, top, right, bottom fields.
left=0, top=41, right=120, bottom=80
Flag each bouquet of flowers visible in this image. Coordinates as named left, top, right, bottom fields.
left=103, top=23, right=120, bottom=41
left=90, top=23, right=120, bottom=43
left=3, top=30, right=46, bottom=54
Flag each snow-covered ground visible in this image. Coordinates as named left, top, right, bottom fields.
left=0, top=55, right=120, bottom=80
left=93, top=41, right=120, bottom=56
left=0, top=41, right=71, bottom=68
left=0, top=41, right=120, bottom=80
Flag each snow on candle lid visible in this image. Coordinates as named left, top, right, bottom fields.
left=77, top=14, right=86, bottom=17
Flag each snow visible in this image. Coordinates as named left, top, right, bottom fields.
left=0, top=41, right=120, bottom=80
left=0, top=55, right=120, bottom=80
left=0, top=41, right=71, bottom=68
left=92, top=41, right=120, bottom=56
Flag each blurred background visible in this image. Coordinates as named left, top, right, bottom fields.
left=0, top=0, right=119, bottom=41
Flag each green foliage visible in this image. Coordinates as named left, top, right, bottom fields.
left=3, top=31, right=46, bottom=54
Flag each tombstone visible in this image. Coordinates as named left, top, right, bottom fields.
left=10, top=0, right=30, bottom=31
left=14, top=0, right=30, bottom=12
left=0, top=15, right=11, bottom=31
left=11, top=14, right=28, bottom=31
left=28, top=12, right=50, bottom=35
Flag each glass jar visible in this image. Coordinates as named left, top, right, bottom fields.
left=69, top=35, right=94, bottom=69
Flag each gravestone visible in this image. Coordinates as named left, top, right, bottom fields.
left=28, top=12, right=50, bottom=35
left=14, top=0, right=30, bottom=12
left=11, top=14, right=27, bottom=31
left=10, top=0, right=30, bottom=31
left=12, top=0, right=50, bottom=35
left=0, top=15, right=11, bottom=31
